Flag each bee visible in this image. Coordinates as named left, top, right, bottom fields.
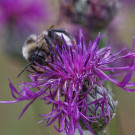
left=18, top=26, right=75, bottom=77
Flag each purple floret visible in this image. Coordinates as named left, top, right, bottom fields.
left=1, top=30, right=135, bottom=135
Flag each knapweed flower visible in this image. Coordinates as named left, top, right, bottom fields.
left=60, top=0, right=119, bottom=31
left=0, top=0, right=48, bottom=32
left=1, top=30, right=135, bottom=135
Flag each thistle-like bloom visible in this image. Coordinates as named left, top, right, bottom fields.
left=60, top=0, right=119, bottom=30
left=0, top=0, right=48, bottom=32
left=1, top=30, right=135, bottom=135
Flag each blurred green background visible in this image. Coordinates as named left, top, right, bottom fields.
left=0, top=1, right=135, bottom=135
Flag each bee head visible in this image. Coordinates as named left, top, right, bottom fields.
left=29, top=48, right=51, bottom=65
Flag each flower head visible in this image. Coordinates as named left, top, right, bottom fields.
left=60, top=0, right=119, bottom=31
left=1, top=30, right=135, bottom=135
left=0, top=0, right=48, bottom=32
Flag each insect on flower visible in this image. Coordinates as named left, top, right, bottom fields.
left=18, top=26, right=75, bottom=77
left=1, top=29, right=135, bottom=135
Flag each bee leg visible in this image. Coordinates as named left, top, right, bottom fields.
left=45, top=36, right=64, bottom=63
left=45, top=36, right=55, bottom=48
left=49, top=28, right=66, bottom=33
left=51, top=53, right=54, bottom=63
left=30, top=66, right=42, bottom=73
left=45, top=36, right=59, bottom=55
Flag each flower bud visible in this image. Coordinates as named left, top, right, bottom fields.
left=60, top=0, right=120, bottom=31
left=80, top=84, right=117, bottom=134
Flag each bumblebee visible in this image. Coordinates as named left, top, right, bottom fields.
left=18, top=27, right=74, bottom=77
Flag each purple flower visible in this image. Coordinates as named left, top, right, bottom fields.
left=0, top=0, right=48, bottom=32
left=1, top=30, right=135, bottom=135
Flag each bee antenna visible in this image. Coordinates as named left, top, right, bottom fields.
left=48, top=25, right=54, bottom=30
left=17, top=62, right=33, bottom=78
